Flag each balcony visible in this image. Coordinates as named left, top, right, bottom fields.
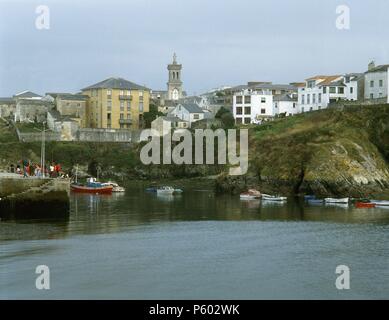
left=119, top=95, right=132, bottom=101
left=119, top=118, right=132, bottom=124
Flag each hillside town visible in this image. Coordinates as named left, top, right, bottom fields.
left=0, top=55, right=388, bottom=142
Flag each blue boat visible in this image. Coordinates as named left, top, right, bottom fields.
left=308, top=199, right=324, bottom=205
left=304, top=195, right=316, bottom=201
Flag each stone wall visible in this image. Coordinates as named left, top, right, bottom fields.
left=77, top=128, right=141, bottom=143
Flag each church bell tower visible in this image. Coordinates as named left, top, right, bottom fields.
left=167, top=53, right=183, bottom=100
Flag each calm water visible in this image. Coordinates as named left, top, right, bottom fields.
left=1, top=181, right=389, bottom=299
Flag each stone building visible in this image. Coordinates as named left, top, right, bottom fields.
left=47, top=110, right=79, bottom=141
left=46, top=93, right=88, bottom=128
left=12, top=91, right=53, bottom=123
left=0, top=97, right=16, bottom=118
left=151, top=116, right=189, bottom=136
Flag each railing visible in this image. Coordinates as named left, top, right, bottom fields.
left=119, top=118, right=132, bottom=124
left=119, top=95, right=132, bottom=100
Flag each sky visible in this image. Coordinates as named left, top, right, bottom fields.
left=0, top=0, right=389, bottom=96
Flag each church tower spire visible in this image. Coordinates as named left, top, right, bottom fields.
left=167, top=53, right=183, bottom=100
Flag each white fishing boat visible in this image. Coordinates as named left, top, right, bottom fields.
left=240, top=189, right=261, bottom=200
left=157, top=186, right=175, bottom=195
left=262, top=194, right=287, bottom=202
left=102, top=181, right=125, bottom=192
left=240, top=193, right=259, bottom=200
left=370, top=200, right=389, bottom=206
left=324, top=197, right=349, bottom=204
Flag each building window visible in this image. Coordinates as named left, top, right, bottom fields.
left=323, top=87, right=327, bottom=94
left=127, top=101, right=131, bottom=111
left=127, top=90, right=131, bottom=96
left=120, top=101, right=124, bottom=111
left=293, top=103, right=296, bottom=108
left=307, top=94, right=310, bottom=104
left=244, top=118, right=251, bottom=124
left=329, top=87, right=336, bottom=94
left=139, top=102, right=144, bottom=112
left=107, top=89, right=112, bottom=99
left=312, top=94, right=316, bottom=104
left=194, top=114, right=200, bottom=120
left=244, top=96, right=251, bottom=104
left=318, top=93, right=322, bottom=103
left=120, top=124, right=124, bottom=129
left=261, top=97, right=266, bottom=103
left=370, top=93, right=374, bottom=99
left=107, top=100, right=112, bottom=111
left=350, top=87, right=354, bottom=94
left=236, top=107, right=243, bottom=115
left=107, top=113, right=111, bottom=120
left=236, top=118, right=242, bottom=124
left=120, top=113, right=124, bottom=119
left=370, top=81, right=374, bottom=88
left=244, top=107, right=251, bottom=115
left=261, top=108, right=266, bottom=114
left=379, top=80, right=383, bottom=87
left=139, top=91, right=143, bottom=97
left=120, top=90, right=124, bottom=96
left=127, top=114, right=131, bottom=119
left=338, top=87, right=344, bottom=94
left=301, top=95, right=305, bottom=104
left=236, top=96, right=243, bottom=104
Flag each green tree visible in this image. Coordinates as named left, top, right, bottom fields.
left=215, top=107, right=235, bottom=129
left=143, top=103, right=163, bottom=128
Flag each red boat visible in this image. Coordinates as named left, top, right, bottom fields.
left=355, top=202, right=375, bottom=208
left=71, top=181, right=113, bottom=194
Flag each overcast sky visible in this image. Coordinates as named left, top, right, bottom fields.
left=0, top=0, right=388, bottom=96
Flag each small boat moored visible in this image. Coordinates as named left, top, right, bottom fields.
left=370, top=200, right=389, bottom=206
left=308, top=199, right=324, bottom=205
left=102, top=181, right=125, bottom=192
left=240, top=189, right=261, bottom=200
left=156, top=186, right=175, bottom=195
left=71, top=178, right=113, bottom=194
left=324, top=197, right=349, bottom=204
left=355, top=202, right=376, bottom=209
left=262, top=194, right=287, bottom=202
left=240, top=193, right=259, bottom=200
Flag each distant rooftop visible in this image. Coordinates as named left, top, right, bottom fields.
left=365, top=64, right=389, bottom=74
left=13, top=90, right=42, bottom=99
left=46, top=93, right=88, bottom=101
left=81, top=77, right=149, bottom=91
left=178, top=102, right=204, bottom=113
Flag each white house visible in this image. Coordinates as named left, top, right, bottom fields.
left=298, top=74, right=363, bottom=112
left=233, top=89, right=274, bottom=124
left=168, top=103, right=205, bottom=127
left=364, top=62, right=389, bottom=103
left=273, top=94, right=298, bottom=116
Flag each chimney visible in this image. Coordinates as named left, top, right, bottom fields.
left=368, top=61, right=375, bottom=71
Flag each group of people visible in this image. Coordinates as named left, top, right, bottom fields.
left=9, top=160, right=68, bottom=178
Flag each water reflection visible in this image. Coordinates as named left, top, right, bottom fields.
left=1, top=182, right=389, bottom=242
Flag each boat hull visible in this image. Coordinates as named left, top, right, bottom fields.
left=355, top=202, right=375, bottom=208
left=71, top=184, right=113, bottom=194
left=371, top=200, right=389, bottom=206
left=324, top=198, right=349, bottom=204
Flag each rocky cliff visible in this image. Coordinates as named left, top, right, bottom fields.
left=216, top=105, right=389, bottom=198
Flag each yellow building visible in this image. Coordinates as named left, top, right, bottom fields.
left=81, top=77, right=150, bottom=130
